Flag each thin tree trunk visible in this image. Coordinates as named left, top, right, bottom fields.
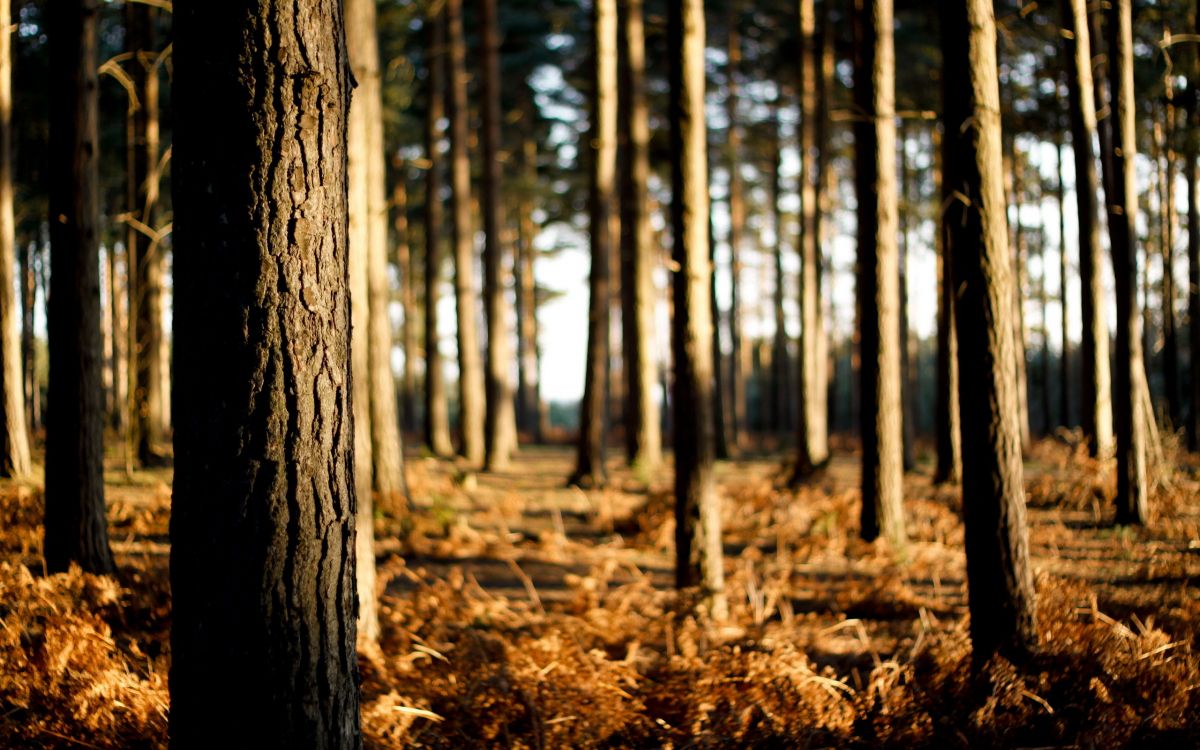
left=171, top=2, right=363, bottom=743
left=708, top=213, right=730, bottom=459
left=1188, top=15, right=1200, bottom=451
left=815, top=3, right=834, bottom=449
left=0, top=0, right=30, bottom=478
left=126, top=1, right=164, bottom=467
left=446, top=0, right=484, bottom=466
left=423, top=6, right=453, bottom=458
left=618, top=0, right=661, bottom=469
left=571, top=0, right=616, bottom=488
left=854, top=0, right=905, bottom=547
left=516, top=132, right=543, bottom=443
left=1056, top=133, right=1070, bottom=428
left=1010, top=140, right=1032, bottom=452
left=107, top=230, right=126, bottom=437
left=669, top=0, right=726, bottom=620
left=1039, top=198, right=1052, bottom=435
left=1062, top=0, right=1114, bottom=457
left=725, top=14, right=746, bottom=450
left=898, top=122, right=915, bottom=470
left=1160, top=70, right=1181, bottom=429
left=769, top=115, right=790, bottom=437
left=477, top=0, right=516, bottom=471
left=941, top=0, right=1037, bottom=665
left=45, top=0, right=112, bottom=575
left=934, top=125, right=962, bottom=484
left=19, top=236, right=36, bottom=432
left=1105, top=0, right=1149, bottom=525
left=396, top=177, right=417, bottom=435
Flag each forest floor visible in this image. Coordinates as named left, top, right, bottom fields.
left=1, top=434, right=1198, bottom=748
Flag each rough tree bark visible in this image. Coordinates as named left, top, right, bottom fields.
left=423, top=6, right=453, bottom=458
left=934, top=126, right=962, bottom=484
left=478, top=0, right=516, bottom=471
left=446, top=0, right=485, bottom=465
left=1061, top=0, right=1114, bottom=457
left=126, top=1, right=165, bottom=467
left=571, top=0, right=616, bottom=488
left=0, top=0, right=30, bottom=478
left=669, top=0, right=726, bottom=620
left=44, top=0, right=112, bottom=575
left=170, top=1, right=363, bottom=746
left=618, top=0, right=661, bottom=469
left=853, top=0, right=905, bottom=547
left=941, top=0, right=1037, bottom=665
left=1105, top=0, right=1149, bottom=525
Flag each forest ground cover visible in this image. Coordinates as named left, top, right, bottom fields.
left=0, top=436, right=1197, bottom=748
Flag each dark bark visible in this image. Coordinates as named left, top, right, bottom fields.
left=1188, top=21, right=1200, bottom=451
left=571, top=0, right=616, bottom=488
left=941, top=0, right=1037, bottom=665
left=0, top=0, right=29, bottom=478
left=934, top=125, right=962, bottom=484
left=853, top=0, right=905, bottom=547
left=769, top=117, right=791, bottom=437
left=19, top=235, right=36, bottom=432
left=422, top=6, right=452, bottom=458
left=669, top=0, right=726, bottom=619
left=170, top=2, right=362, bottom=746
left=515, top=132, right=543, bottom=443
left=617, top=0, right=661, bottom=468
left=395, top=177, right=417, bottom=435
left=44, top=0, right=112, bottom=575
left=899, top=123, right=915, bottom=471
left=709, top=213, right=730, bottom=460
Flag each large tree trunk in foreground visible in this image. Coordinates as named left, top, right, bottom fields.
left=478, top=0, right=516, bottom=471
left=422, top=6, right=453, bottom=458
left=618, top=0, right=661, bottom=469
left=0, top=0, right=29, bottom=478
left=1062, top=0, right=1114, bottom=458
left=126, top=1, right=165, bottom=467
left=171, top=2, right=362, bottom=746
left=45, top=0, right=112, bottom=575
left=445, top=0, right=484, bottom=466
left=941, top=0, right=1037, bottom=665
left=934, top=126, right=962, bottom=484
left=1188, top=37, right=1200, bottom=452
left=572, top=0, right=616, bottom=488
left=1105, top=0, right=1149, bottom=525
left=669, top=0, right=726, bottom=620
left=853, top=0, right=905, bottom=547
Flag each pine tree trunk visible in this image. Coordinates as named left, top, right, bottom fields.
left=769, top=117, right=790, bottom=437
left=477, top=0, right=516, bottom=471
left=1160, top=80, right=1181, bottom=430
left=815, top=4, right=835, bottom=449
left=0, top=0, right=29, bottom=479
left=107, top=233, right=126, bottom=436
left=45, top=0, right=112, bottom=575
left=1061, top=0, right=1114, bottom=457
left=853, top=0, right=905, bottom=547
left=1187, top=28, right=1200, bottom=452
left=934, top=125, right=962, bottom=484
left=1056, top=134, right=1070, bottom=428
left=709, top=213, right=730, bottom=459
left=725, top=17, right=746, bottom=451
left=445, top=0, right=485, bottom=466
left=516, top=133, right=543, bottom=443
left=19, top=236, right=36, bottom=432
left=669, top=0, right=726, bottom=620
left=899, top=123, right=915, bottom=470
left=171, top=2, right=363, bottom=745
left=572, top=0, right=616, bottom=488
left=618, top=0, right=661, bottom=469
left=422, top=6, right=453, bottom=458
left=126, top=1, right=164, bottom=467
left=1009, top=142, right=1032, bottom=452
left=1105, top=0, right=1149, bottom=525
left=396, top=177, right=417, bottom=435
left=941, top=0, right=1037, bottom=665
left=1039, top=200, right=1052, bottom=435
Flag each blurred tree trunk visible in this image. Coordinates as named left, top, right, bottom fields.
left=1158, top=68, right=1181, bottom=430
left=45, top=0, right=112, bottom=574
left=669, top=0, right=726, bottom=620
left=0, top=0, right=29, bottom=479
left=395, top=176, right=417, bottom=435
left=171, top=2, right=363, bottom=743
left=515, top=132, right=543, bottom=443
left=941, top=0, right=1037, bottom=666
left=725, top=14, right=745, bottom=451
left=422, top=6, right=453, bottom=458
left=709, top=213, right=730, bottom=459
left=107, top=234, right=125, bottom=437
left=1061, top=0, right=1114, bottom=457
left=1038, top=200, right=1052, bottom=435
left=1105, top=0, right=1149, bottom=525
left=934, top=126, right=962, bottom=484
left=348, top=0, right=405, bottom=511
left=571, top=0, right=616, bottom=487
left=446, top=0, right=485, bottom=466
left=853, top=0, right=905, bottom=547
left=19, top=236, right=36, bottom=432
left=769, top=115, right=790, bottom=437
left=1188, top=8, right=1200, bottom=452
left=1056, top=134, right=1070, bottom=428
left=477, top=0, right=516, bottom=471
left=793, top=0, right=828, bottom=480
left=618, top=0, right=661, bottom=469
left=898, top=122, right=915, bottom=470
left=126, top=1, right=165, bottom=466
left=816, top=4, right=835, bottom=450
left=1008, top=139, right=1032, bottom=453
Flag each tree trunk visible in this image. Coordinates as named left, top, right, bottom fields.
left=1038, top=199, right=1052, bottom=435
left=0, top=0, right=29, bottom=478
left=899, top=123, right=916, bottom=470
left=396, top=177, right=417, bottom=435
left=1056, top=133, right=1070, bottom=428
left=725, top=16, right=745, bottom=451
left=571, top=0, right=616, bottom=488
left=171, top=2, right=363, bottom=745
left=669, top=0, right=726, bottom=620
left=19, top=236, right=36, bottom=432
left=853, top=0, right=905, bottom=547
left=126, top=1, right=165, bottom=467
left=1061, top=0, right=1114, bottom=457
left=477, top=0, right=516, bottom=471
left=934, top=125, right=962, bottom=484
left=709, top=213, right=730, bottom=459
left=348, top=0, right=405, bottom=510
left=515, top=132, right=543, bottom=443
left=107, top=231, right=126, bottom=437
left=1159, top=75, right=1181, bottom=430
left=1105, top=0, right=1149, bottom=525
left=422, top=6, right=453, bottom=458
left=445, top=0, right=484, bottom=466
left=816, top=4, right=835, bottom=449
left=45, top=0, right=112, bottom=575
left=1188, top=17, right=1200, bottom=451
left=941, top=0, right=1037, bottom=665
left=769, top=116, right=790, bottom=437
left=1009, top=141, right=1032, bottom=453
left=618, top=0, right=661, bottom=469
